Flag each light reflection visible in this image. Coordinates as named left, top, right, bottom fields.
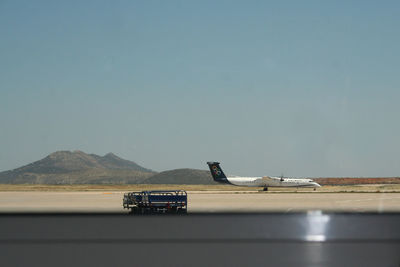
left=305, top=210, right=330, bottom=242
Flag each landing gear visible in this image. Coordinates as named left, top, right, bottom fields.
left=313, top=188, right=316, bottom=191
left=263, top=187, right=268, bottom=191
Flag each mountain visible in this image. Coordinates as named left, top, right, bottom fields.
left=0, top=151, right=218, bottom=185
left=0, top=151, right=154, bottom=184
left=143, top=168, right=218, bottom=185
left=89, top=152, right=152, bottom=172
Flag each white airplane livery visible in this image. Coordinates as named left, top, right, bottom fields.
left=207, top=162, right=321, bottom=191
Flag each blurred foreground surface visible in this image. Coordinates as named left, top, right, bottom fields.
left=1, top=213, right=400, bottom=267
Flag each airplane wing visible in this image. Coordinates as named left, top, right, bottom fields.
left=261, top=176, right=278, bottom=182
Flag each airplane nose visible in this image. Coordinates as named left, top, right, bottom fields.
left=313, top=182, right=321, bottom=187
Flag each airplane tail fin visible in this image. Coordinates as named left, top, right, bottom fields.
left=207, top=162, right=229, bottom=184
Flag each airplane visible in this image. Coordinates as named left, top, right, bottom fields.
left=207, top=162, right=321, bottom=191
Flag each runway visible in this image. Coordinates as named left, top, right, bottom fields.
left=1, top=191, right=400, bottom=213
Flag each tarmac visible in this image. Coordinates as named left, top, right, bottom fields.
left=1, top=191, right=400, bottom=213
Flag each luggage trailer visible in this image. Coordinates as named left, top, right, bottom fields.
left=123, top=190, right=187, bottom=214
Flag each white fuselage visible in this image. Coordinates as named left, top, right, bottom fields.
left=226, top=176, right=321, bottom=188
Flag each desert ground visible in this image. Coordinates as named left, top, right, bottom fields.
left=1, top=184, right=400, bottom=213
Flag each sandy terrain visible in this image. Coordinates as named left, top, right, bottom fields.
left=1, top=190, right=400, bottom=213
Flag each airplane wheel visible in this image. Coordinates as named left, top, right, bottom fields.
left=313, top=188, right=316, bottom=191
left=263, top=187, right=268, bottom=191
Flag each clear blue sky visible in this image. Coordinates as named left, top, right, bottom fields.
left=1, top=1, right=400, bottom=177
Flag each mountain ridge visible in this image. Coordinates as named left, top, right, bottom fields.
left=144, top=168, right=217, bottom=185
left=0, top=151, right=215, bottom=184
left=0, top=151, right=155, bottom=184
